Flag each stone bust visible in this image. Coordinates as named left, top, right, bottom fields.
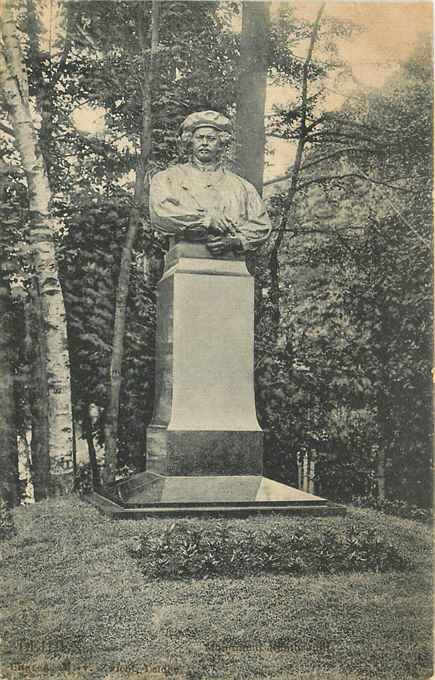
left=149, top=110, right=271, bottom=256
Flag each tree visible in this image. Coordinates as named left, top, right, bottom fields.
left=236, top=1, right=270, bottom=194
left=54, top=0, right=240, bottom=482
left=0, top=164, right=19, bottom=508
left=267, top=39, right=432, bottom=504
left=25, top=276, right=51, bottom=499
left=267, top=3, right=325, bottom=335
left=103, top=0, right=160, bottom=484
left=0, top=0, right=74, bottom=494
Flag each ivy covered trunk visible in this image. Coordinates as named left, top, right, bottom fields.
left=0, top=266, right=19, bottom=508
left=0, top=2, right=74, bottom=494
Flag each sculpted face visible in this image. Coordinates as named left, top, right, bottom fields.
left=191, top=126, right=221, bottom=163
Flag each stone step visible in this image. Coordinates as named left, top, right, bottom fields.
left=86, top=492, right=346, bottom=519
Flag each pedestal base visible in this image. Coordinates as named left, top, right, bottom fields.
left=88, top=472, right=346, bottom=518
left=147, top=426, right=263, bottom=475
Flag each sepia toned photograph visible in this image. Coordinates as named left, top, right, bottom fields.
left=0, top=1, right=432, bottom=679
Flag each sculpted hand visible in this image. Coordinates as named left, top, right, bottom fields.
left=206, top=235, right=243, bottom=255
left=182, top=224, right=209, bottom=241
left=199, top=211, right=228, bottom=236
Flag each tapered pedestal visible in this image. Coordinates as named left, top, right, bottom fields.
left=91, top=242, right=345, bottom=518
left=146, top=243, right=263, bottom=476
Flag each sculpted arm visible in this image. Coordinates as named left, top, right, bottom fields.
left=149, top=170, right=206, bottom=236
left=237, top=183, right=272, bottom=251
left=207, top=181, right=272, bottom=256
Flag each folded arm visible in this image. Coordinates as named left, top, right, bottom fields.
left=208, top=182, right=272, bottom=255
left=236, top=182, right=272, bottom=251
left=149, top=171, right=206, bottom=235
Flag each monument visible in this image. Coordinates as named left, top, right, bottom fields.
left=91, top=111, right=344, bottom=517
left=146, top=111, right=269, bottom=478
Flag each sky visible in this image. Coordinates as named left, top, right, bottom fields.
left=268, top=1, right=432, bottom=108
left=264, top=1, right=433, bottom=181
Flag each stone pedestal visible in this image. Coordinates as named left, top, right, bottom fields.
left=90, top=242, right=345, bottom=518
left=146, top=242, right=263, bottom=476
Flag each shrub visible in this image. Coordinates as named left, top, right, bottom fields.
left=0, top=498, right=16, bottom=541
left=130, top=521, right=409, bottom=581
left=74, top=464, right=95, bottom=495
left=352, top=496, right=432, bottom=523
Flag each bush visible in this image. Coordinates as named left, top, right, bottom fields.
left=130, top=521, right=409, bottom=581
left=74, top=464, right=95, bottom=495
left=352, top=496, right=432, bottom=523
left=0, top=498, right=16, bottom=541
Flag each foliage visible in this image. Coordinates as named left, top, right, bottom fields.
left=73, top=463, right=94, bottom=496
left=51, top=0, right=241, bottom=194
left=0, top=498, right=16, bottom=541
left=58, top=199, right=157, bottom=470
left=2, top=0, right=246, bottom=484
left=130, top=519, right=409, bottom=581
left=258, top=41, right=432, bottom=506
left=352, top=496, right=432, bottom=524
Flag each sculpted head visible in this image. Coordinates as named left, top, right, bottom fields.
left=179, top=111, right=232, bottom=163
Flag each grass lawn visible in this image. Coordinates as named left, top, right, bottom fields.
left=0, top=497, right=431, bottom=680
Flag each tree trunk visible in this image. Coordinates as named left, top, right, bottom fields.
left=103, top=0, right=160, bottom=484
left=0, top=2, right=74, bottom=494
left=235, top=1, right=270, bottom=386
left=83, top=403, right=101, bottom=490
left=268, top=247, right=281, bottom=341
left=267, top=4, right=325, bottom=335
left=18, top=432, right=34, bottom=502
left=235, top=1, right=270, bottom=195
left=25, top=284, right=50, bottom=500
left=25, top=0, right=54, bottom=182
left=376, top=448, right=386, bottom=501
left=0, top=267, right=19, bottom=508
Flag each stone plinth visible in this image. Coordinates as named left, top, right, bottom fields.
left=89, top=241, right=346, bottom=519
left=88, top=472, right=346, bottom=518
left=114, top=472, right=328, bottom=505
left=146, top=242, right=262, bottom=476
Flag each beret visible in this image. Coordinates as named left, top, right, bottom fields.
left=180, top=110, right=232, bottom=134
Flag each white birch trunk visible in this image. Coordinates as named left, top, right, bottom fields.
left=0, top=3, right=74, bottom=494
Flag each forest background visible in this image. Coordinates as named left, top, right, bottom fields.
left=0, top=0, right=432, bottom=509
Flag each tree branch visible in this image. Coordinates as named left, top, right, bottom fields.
left=379, top=190, right=431, bottom=248
left=75, top=24, right=98, bottom=51
left=0, top=119, right=14, bottom=137
left=0, top=158, right=22, bottom=176
left=300, top=147, right=374, bottom=171
left=327, top=116, right=401, bottom=137
left=103, top=0, right=160, bottom=481
left=271, top=2, right=325, bottom=259
left=305, top=115, right=325, bottom=132
left=298, top=173, right=416, bottom=193
left=271, top=224, right=367, bottom=234
left=50, top=4, right=74, bottom=87
left=264, top=172, right=292, bottom=187
left=308, top=130, right=384, bottom=146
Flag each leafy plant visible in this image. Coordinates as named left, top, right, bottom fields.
left=352, top=496, right=432, bottom=523
left=74, top=464, right=94, bottom=496
left=0, top=498, right=16, bottom=541
left=130, top=521, right=409, bottom=581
